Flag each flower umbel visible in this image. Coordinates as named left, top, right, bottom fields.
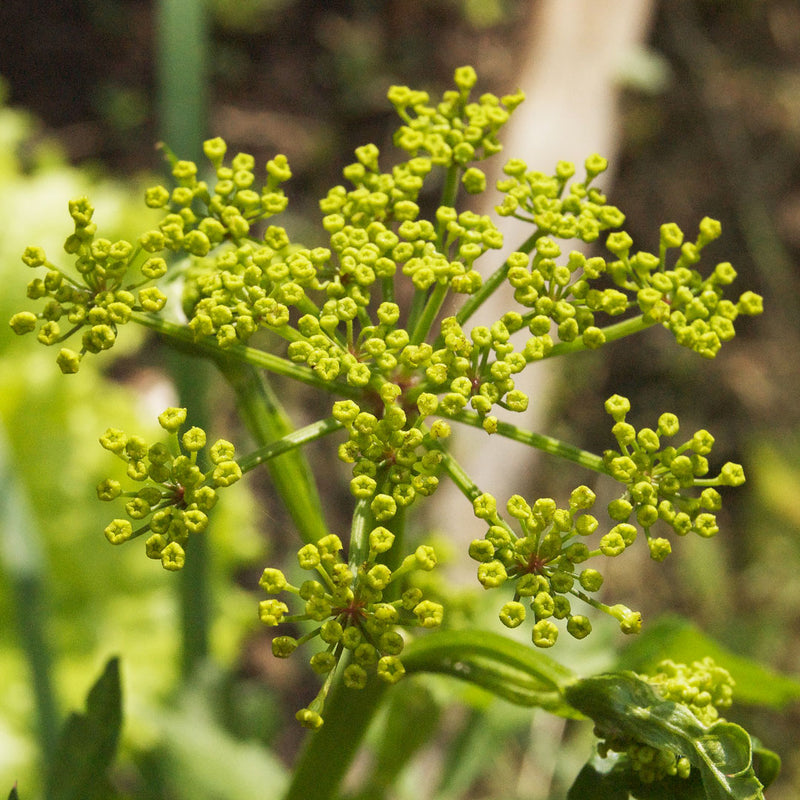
left=602, top=394, right=744, bottom=559
left=259, top=531, right=442, bottom=727
left=468, top=486, right=635, bottom=646
left=98, top=407, right=241, bottom=570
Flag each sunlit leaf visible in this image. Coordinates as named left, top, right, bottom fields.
left=565, top=672, right=768, bottom=800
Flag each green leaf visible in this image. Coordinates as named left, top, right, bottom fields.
left=8, top=786, right=20, bottom=800
left=752, top=739, right=781, bottom=790
left=564, top=672, right=767, bottom=800
left=567, top=751, right=632, bottom=800
left=402, top=629, right=582, bottom=718
left=617, top=615, right=800, bottom=708
left=44, top=657, right=123, bottom=800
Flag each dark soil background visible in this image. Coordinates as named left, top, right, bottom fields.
left=3, top=0, right=800, bottom=796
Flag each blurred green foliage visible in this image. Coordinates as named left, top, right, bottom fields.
left=0, top=88, right=265, bottom=796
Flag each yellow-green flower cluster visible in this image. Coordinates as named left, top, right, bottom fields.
left=97, top=407, right=241, bottom=570
left=333, top=395, right=447, bottom=519
left=497, top=166, right=762, bottom=358
left=146, top=140, right=292, bottom=250
left=258, top=531, right=443, bottom=728
left=181, top=69, right=524, bottom=356
left=496, top=154, right=622, bottom=241
left=468, top=486, right=642, bottom=647
left=597, top=658, right=734, bottom=784
left=9, top=198, right=168, bottom=373
left=602, top=394, right=745, bottom=561
left=605, top=218, right=763, bottom=358
left=388, top=64, right=525, bottom=170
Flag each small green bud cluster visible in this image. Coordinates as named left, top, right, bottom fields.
left=97, top=407, right=241, bottom=570
left=421, top=315, right=531, bottom=431
left=647, top=657, right=734, bottom=725
left=603, top=394, right=745, bottom=560
left=595, top=658, right=734, bottom=784
left=388, top=64, right=525, bottom=170
left=496, top=154, right=621, bottom=241
left=495, top=163, right=762, bottom=359
left=468, top=486, right=642, bottom=646
left=605, top=218, right=763, bottom=358
left=147, top=141, right=292, bottom=248
left=333, top=397, right=447, bottom=520
left=504, top=241, right=621, bottom=355
left=258, top=531, right=442, bottom=728
left=9, top=198, right=168, bottom=373
left=597, top=738, right=692, bottom=785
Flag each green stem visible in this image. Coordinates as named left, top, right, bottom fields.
left=406, top=163, right=460, bottom=338
left=410, top=281, right=450, bottom=345
left=165, top=348, right=213, bottom=676
left=404, top=288, right=430, bottom=337
left=438, top=165, right=461, bottom=222
left=156, top=0, right=211, bottom=676
left=236, top=416, right=344, bottom=475
left=455, top=229, right=542, bottom=328
left=450, top=411, right=608, bottom=473
left=282, top=674, right=387, bottom=800
left=435, top=444, right=488, bottom=505
left=215, top=359, right=334, bottom=545
left=348, top=497, right=373, bottom=572
left=544, top=313, right=656, bottom=359
left=402, top=629, right=580, bottom=717
left=156, top=0, right=208, bottom=163
left=130, top=312, right=362, bottom=399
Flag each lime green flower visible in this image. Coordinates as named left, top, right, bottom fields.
left=258, top=532, right=442, bottom=727
left=97, top=408, right=240, bottom=570
left=469, top=486, right=640, bottom=644
left=602, top=395, right=743, bottom=550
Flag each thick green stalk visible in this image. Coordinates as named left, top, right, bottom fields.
left=156, top=0, right=212, bottom=677
left=166, top=349, right=213, bottom=675
left=214, top=359, right=331, bottom=545
left=282, top=675, right=387, bottom=800
left=156, top=0, right=208, bottom=164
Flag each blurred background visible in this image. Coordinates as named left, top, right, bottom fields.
left=1, top=0, right=800, bottom=797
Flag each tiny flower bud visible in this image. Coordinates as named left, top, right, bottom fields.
left=259, top=568, right=287, bottom=593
